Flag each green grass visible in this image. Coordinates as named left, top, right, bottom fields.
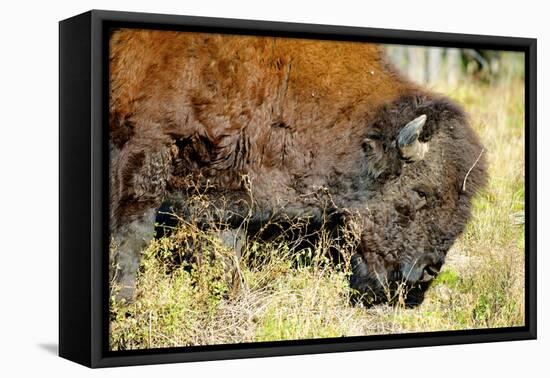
left=109, top=77, right=525, bottom=351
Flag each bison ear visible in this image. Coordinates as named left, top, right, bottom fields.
left=361, top=134, right=382, bottom=154
left=362, top=137, right=376, bottom=151
left=397, top=114, right=429, bottom=162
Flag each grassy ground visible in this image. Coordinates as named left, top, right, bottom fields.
left=109, top=76, right=525, bottom=351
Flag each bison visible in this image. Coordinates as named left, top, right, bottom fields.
left=109, top=29, right=487, bottom=306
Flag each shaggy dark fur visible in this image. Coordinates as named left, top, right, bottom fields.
left=109, top=29, right=487, bottom=304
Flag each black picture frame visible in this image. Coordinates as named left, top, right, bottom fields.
left=59, top=9, right=537, bottom=368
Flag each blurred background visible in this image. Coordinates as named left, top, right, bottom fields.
left=385, top=45, right=524, bottom=87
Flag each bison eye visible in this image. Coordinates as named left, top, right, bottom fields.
left=411, top=189, right=428, bottom=210
left=414, top=184, right=436, bottom=200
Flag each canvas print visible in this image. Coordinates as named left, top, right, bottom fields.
left=108, top=29, right=525, bottom=350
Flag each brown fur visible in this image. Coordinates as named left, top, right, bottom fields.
left=109, top=29, right=487, bottom=305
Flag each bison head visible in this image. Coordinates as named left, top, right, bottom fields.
left=351, top=98, right=450, bottom=306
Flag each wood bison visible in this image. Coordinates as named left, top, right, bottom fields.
left=109, top=29, right=487, bottom=306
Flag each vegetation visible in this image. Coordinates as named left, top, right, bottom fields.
left=109, top=53, right=525, bottom=351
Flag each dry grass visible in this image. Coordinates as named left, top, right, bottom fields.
left=109, top=72, right=525, bottom=351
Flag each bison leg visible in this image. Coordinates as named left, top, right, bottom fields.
left=217, top=228, right=246, bottom=261
left=216, top=228, right=247, bottom=294
left=112, top=208, right=157, bottom=301
left=110, top=141, right=173, bottom=301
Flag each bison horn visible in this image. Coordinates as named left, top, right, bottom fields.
left=397, top=114, right=429, bottom=162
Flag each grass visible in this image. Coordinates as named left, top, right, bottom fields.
left=109, top=74, right=525, bottom=351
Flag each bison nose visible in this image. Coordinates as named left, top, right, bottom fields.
left=418, top=264, right=441, bottom=282
left=400, top=260, right=442, bottom=284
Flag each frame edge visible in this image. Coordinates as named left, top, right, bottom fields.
left=75, top=9, right=537, bottom=368
left=59, top=11, right=94, bottom=367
